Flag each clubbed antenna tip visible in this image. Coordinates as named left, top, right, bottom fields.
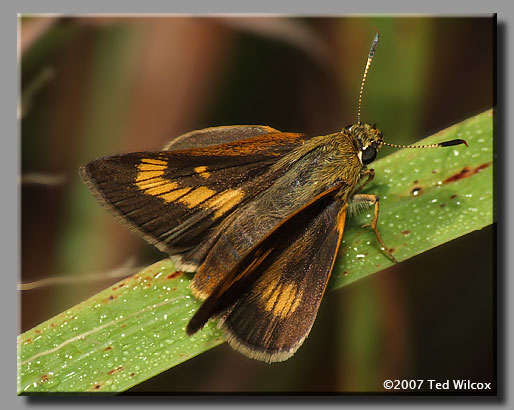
left=357, top=30, right=380, bottom=125
left=437, top=139, right=469, bottom=148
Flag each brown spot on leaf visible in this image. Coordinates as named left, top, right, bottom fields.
left=35, top=329, right=41, bottom=334
left=167, top=271, right=183, bottom=279
left=413, top=179, right=418, bottom=184
left=443, top=162, right=492, bottom=184
left=400, top=230, right=411, bottom=236
left=450, top=194, right=458, bottom=199
left=40, top=374, right=49, bottom=382
left=130, top=373, right=135, bottom=377
left=92, top=383, right=102, bottom=390
left=103, top=346, right=113, bottom=351
left=474, top=162, right=492, bottom=173
left=107, top=365, right=124, bottom=375
left=443, top=166, right=471, bottom=183
left=411, top=186, right=422, bottom=196
left=342, top=271, right=349, bottom=276
left=440, top=203, right=446, bottom=208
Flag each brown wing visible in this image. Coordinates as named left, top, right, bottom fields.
left=80, top=129, right=307, bottom=269
left=186, top=183, right=347, bottom=362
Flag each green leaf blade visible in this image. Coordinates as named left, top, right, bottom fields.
left=18, top=260, right=223, bottom=393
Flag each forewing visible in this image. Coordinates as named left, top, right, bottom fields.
left=80, top=131, right=307, bottom=258
left=186, top=184, right=347, bottom=362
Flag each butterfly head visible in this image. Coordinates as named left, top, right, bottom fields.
left=347, top=122, right=383, bottom=165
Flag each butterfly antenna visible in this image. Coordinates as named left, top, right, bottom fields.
left=356, top=31, right=469, bottom=151
left=381, top=139, right=468, bottom=149
left=357, top=30, right=379, bottom=125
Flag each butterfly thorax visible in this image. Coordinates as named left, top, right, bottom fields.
left=271, top=124, right=382, bottom=205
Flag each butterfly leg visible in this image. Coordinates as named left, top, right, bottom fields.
left=351, top=193, right=398, bottom=263
left=354, top=169, right=375, bottom=192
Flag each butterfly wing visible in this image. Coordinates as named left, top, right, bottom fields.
left=163, top=125, right=281, bottom=150
left=187, top=183, right=347, bottom=362
left=80, top=127, right=307, bottom=270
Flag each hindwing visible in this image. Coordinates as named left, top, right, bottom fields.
left=186, top=183, right=347, bottom=362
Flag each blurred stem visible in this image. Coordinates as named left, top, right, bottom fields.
left=19, top=67, right=54, bottom=119
left=55, top=25, right=141, bottom=309
left=368, top=18, right=433, bottom=147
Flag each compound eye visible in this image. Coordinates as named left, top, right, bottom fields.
left=362, top=146, right=377, bottom=164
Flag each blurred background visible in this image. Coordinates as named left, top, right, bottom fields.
left=20, top=16, right=494, bottom=393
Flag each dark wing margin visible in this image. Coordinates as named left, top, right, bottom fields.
left=163, top=125, right=281, bottom=151
left=80, top=131, right=307, bottom=269
left=186, top=183, right=347, bottom=362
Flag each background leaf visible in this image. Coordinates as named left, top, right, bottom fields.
left=18, top=109, right=493, bottom=393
